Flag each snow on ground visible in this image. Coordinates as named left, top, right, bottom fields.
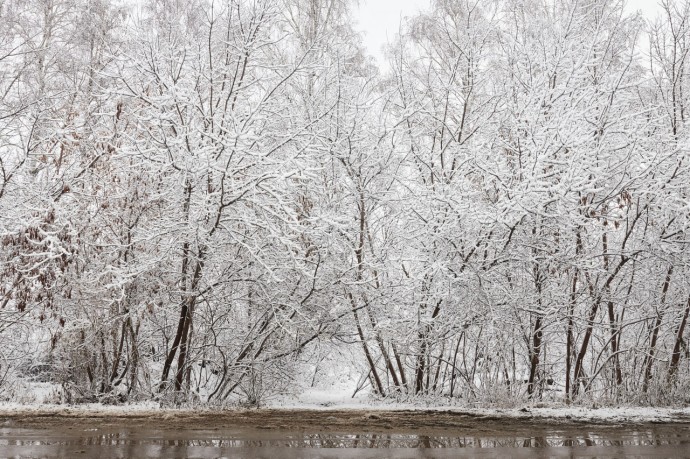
left=266, top=391, right=690, bottom=424
left=1, top=397, right=689, bottom=425
left=2, top=374, right=689, bottom=424
left=1, top=379, right=689, bottom=424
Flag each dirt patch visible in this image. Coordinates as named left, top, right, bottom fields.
left=2, top=408, right=689, bottom=434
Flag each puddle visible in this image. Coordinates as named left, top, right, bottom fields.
left=1, top=425, right=690, bottom=458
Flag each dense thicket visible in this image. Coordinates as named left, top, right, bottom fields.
left=2, top=0, right=690, bottom=406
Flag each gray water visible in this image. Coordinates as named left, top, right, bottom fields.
left=2, top=425, right=690, bottom=458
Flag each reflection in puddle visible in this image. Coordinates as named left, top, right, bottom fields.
left=2, top=429, right=690, bottom=447
left=2, top=426, right=690, bottom=458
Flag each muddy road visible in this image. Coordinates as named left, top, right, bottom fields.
left=2, top=409, right=690, bottom=458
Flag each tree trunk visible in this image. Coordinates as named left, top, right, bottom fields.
left=527, top=315, right=543, bottom=398
left=668, top=295, right=690, bottom=381
left=566, top=267, right=578, bottom=403
left=642, top=266, right=673, bottom=393
left=349, top=292, right=385, bottom=396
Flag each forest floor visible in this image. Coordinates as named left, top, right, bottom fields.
left=2, top=404, right=690, bottom=432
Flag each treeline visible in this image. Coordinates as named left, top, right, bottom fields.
left=1, top=0, right=690, bottom=406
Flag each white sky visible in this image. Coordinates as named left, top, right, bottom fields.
left=354, top=0, right=666, bottom=65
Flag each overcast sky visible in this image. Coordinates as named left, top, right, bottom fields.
left=354, top=0, right=665, bottom=65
